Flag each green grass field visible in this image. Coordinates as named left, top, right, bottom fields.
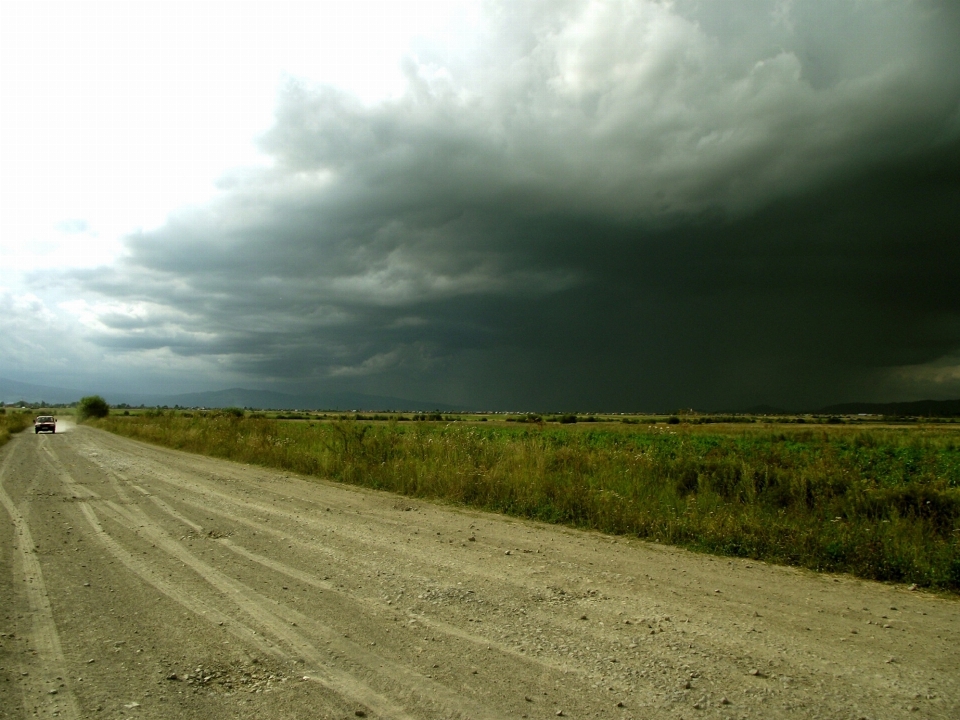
left=91, top=412, right=960, bottom=590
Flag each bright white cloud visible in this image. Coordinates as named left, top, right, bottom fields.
left=0, top=0, right=480, bottom=270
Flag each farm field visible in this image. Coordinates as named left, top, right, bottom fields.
left=92, top=412, right=960, bottom=591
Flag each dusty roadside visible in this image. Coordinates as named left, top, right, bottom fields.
left=1, top=425, right=957, bottom=719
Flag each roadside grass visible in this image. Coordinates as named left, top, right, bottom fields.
left=0, top=410, right=33, bottom=447
left=93, top=413, right=960, bottom=590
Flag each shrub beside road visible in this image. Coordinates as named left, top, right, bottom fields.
left=77, top=395, right=110, bottom=420
left=0, top=409, right=31, bottom=448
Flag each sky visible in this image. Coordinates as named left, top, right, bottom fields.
left=1, top=0, right=959, bottom=411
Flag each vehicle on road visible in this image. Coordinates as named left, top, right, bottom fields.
left=34, top=415, right=57, bottom=433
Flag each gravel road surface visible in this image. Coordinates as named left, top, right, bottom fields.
left=1, top=425, right=957, bottom=719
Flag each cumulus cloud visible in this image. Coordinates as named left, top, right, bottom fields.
left=0, top=290, right=62, bottom=363
left=60, top=0, right=960, bottom=409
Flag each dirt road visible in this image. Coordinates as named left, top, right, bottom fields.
left=1, top=426, right=957, bottom=719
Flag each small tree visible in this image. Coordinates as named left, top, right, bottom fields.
left=77, top=395, right=110, bottom=420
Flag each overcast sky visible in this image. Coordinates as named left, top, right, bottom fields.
left=2, top=0, right=959, bottom=411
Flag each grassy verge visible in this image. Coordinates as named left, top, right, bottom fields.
left=0, top=410, right=33, bottom=448
left=93, top=413, right=960, bottom=590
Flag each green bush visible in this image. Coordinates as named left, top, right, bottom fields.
left=77, top=395, right=110, bottom=420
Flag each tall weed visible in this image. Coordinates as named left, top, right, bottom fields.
left=0, top=410, right=32, bottom=447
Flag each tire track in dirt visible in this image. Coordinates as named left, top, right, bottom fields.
left=74, top=437, right=600, bottom=681
left=40, top=443, right=422, bottom=720
left=74, top=435, right=553, bottom=603
left=0, top=440, right=80, bottom=720
left=44, top=439, right=505, bottom=720
left=98, top=498, right=491, bottom=720
left=133, top=483, right=587, bottom=680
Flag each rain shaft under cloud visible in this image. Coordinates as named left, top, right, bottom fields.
left=25, top=0, right=960, bottom=410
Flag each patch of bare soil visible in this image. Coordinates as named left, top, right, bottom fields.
left=1, top=426, right=957, bottom=719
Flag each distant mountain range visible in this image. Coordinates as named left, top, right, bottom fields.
left=744, top=400, right=960, bottom=417
left=133, top=388, right=460, bottom=412
left=818, top=399, right=960, bottom=417
left=0, top=377, right=459, bottom=412
left=4, top=376, right=958, bottom=416
left=0, top=377, right=82, bottom=405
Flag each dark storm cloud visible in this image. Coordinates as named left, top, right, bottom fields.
left=73, top=0, right=960, bottom=409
